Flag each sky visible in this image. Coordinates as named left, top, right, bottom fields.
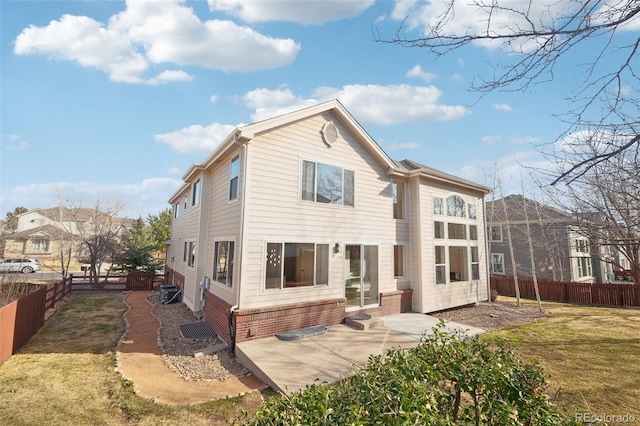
left=1, top=0, right=637, bottom=219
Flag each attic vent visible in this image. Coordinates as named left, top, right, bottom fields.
left=321, top=121, right=338, bottom=146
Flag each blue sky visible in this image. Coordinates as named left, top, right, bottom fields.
left=1, top=0, right=636, bottom=218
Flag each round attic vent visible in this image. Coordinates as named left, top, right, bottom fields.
left=321, top=121, right=338, bottom=146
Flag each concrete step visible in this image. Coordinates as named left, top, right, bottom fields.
left=344, top=316, right=384, bottom=331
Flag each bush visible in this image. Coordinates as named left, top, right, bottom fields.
left=241, top=322, right=566, bottom=425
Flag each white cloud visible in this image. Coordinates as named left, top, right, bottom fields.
left=1, top=134, right=29, bottom=151
left=482, top=135, right=502, bottom=144
left=14, top=1, right=300, bottom=84
left=450, top=73, right=462, bottom=82
left=168, top=167, right=182, bottom=176
left=154, top=122, right=240, bottom=154
left=390, top=0, right=572, bottom=51
left=208, top=0, right=374, bottom=24
left=384, top=141, right=423, bottom=151
left=243, top=84, right=470, bottom=125
left=406, top=65, right=436, bottom=82
left=210, top=95, right=219, bottom=104
left=510, top=137, right=541, bottom=145
left=0, top=178, right=182, bottom=218
left=6, top=141, right=30, bottom=151
left=492, top=103, right=513, bottom=112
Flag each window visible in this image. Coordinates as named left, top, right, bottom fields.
left=192, top=179, right=201, bottom=205
left=301, top=160, right=354, bottom=206
left=471, top=247, right=480, bottom=280
left=448, top=223, right=466, bottom=240
left=229, top=156, right=240, bottom=200
left=468, top=203, right=477, bottom=219
left=435, top=246, right=446, bottom=284
left=434, top=221, right=445, bottom=239
left=183, top=196, right=188, bottom=210
left=183, top=242, right=188, bottom=262
left=449, top=246, right=468, bottom=281
left=394, top=245, right=405, bottom=278
left=576, top=239, right=589, bottom=253
left=469, top=225, right=478, bottom=240
left=447, top=195, right=466, bottom=218
left=188, top=241, right=196, bottom=267
left=214, top=241, right=234, bottom=287
left=433, top=197, right=444, bottom=215
left=490, top=226, right=503, bottom=242
left=392, top=181, right=405, bottom=219
left=577, top=257, right=592, bottom=278
left=491, top=253, right=505, bottom=274
left=33, top=239, right=49, bottom=252
left=265, top=242, right=329, bottom=289
left=173, top=203, right=180, bottom=218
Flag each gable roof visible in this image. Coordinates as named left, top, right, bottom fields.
left=5, top=224, right=74, bottom=240
left=171, top=100, right=490, bottom=200
left=486, top=194, right=573, bottom=224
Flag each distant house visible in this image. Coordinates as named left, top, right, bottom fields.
left=486, top=195, right=616, bottom=283
left=1, top=207, right=132, bottom=268
left=165, top=100, right=491, bottom=345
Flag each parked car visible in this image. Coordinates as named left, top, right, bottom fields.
left=0, top=258, right=42, bottom=273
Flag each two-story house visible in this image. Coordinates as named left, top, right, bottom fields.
left=165, top=100, right=491, bottom=345
left=486, top=195, right=615, bottom=283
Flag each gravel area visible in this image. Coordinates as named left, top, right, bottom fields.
left=148, top=293, right=250, bottom=382
left=434, top=299, right=550, bottom=332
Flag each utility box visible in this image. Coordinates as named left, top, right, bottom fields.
left=160, top=284, right=180, bottom=304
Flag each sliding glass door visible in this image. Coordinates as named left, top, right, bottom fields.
left=344, top=244, right=379, bottom=307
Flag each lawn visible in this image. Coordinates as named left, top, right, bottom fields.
left=486, top=298, right=640, bottom=423
left=1, top=294, right=637, bottom=425
left=0, top=294, right=267, bottom=425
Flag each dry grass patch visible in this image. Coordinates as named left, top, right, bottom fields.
left=0, top=294, right=267, bottom=425
left=486, top=298, right=640, bottom=421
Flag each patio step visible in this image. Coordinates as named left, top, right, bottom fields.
left=344, top=315, right=384, bottom=331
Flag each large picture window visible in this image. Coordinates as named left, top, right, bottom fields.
left=447, top=195, right=466, bottom=218
left=302, top=160, right=354, bottom=206
left=265, top=242, right=329, bottom=289
left=214, top=241, right=234, bottom=287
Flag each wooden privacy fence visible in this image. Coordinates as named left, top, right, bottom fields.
left=0, top=279, right=71, bottom=365
left=0, top=271, right=164, bottom=365
left=491, top=276, right=640, bottom=307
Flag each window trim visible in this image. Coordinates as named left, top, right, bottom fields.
left=229, top=155, right=240, bottom=201
left=491, top=252, right=505, bottom=274
left=264, top=241, right=330, bottom=290
left=392, top=181, right=405, bottom=220
left=393, top=244, right=406, bottom=279
left=301, top=159, right=355, bottom=207
left=213, top=240, right=235, bottom=287
left=192, top=179, right=201, bottom=206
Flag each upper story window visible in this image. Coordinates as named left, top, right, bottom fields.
left=229, top=156, right=240, bottom=200
left=447, top=195, right=466, bottom=218
left=301, top=160, right=354, bottom=207
left=575, top=239, right=589, bottom=253
left=192, top=179, right=201, bottom=206
left=183, top=196, right=188, bottom=210
left=490, top=226, right=503, bottom=242
left=173, top=203, right=180, bottom=218
left=392, top=181, right=405, bottom=220
left=433, top=197, right=444, bottom=215
left=468, top=203, right=477, bottom=219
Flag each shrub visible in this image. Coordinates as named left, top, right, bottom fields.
left=241, top=322, right=566, bottom=425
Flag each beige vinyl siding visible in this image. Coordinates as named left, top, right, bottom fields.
left=416, top=180, right=489, bottom=312
left=408, top=177, right=424, bottom=312
left=203, top=149, right=243, bottom=305
left=239, top=111, right=403, bottom=309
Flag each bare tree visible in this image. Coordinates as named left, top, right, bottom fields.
left=545, top=133, right=640, bottom=283
left=380, top=0, right=639, bottom=182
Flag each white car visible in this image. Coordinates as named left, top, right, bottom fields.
left=0, top=258, right=42, bottom=273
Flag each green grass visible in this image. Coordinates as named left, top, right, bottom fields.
left=486, top=298, right=640, bottom=422
left=0, top=294, right=267, bottom=425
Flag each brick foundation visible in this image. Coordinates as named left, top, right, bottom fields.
left=202, top=288, right=414, bottom=344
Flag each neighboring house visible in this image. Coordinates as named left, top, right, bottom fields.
left=165, top=100, right=491, bottom=345
left=486, top=195, right=614, bottom=283
left=1, top=207, right=131, bottom=266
